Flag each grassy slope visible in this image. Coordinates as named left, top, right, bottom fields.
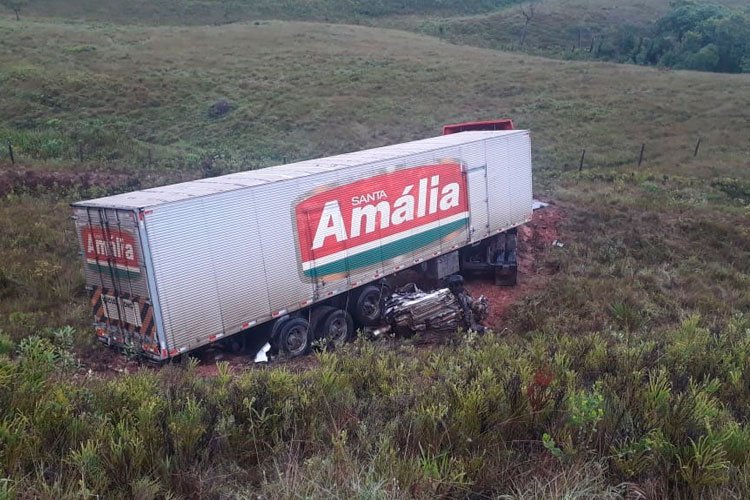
left=12, top=0, right=750, bottom=60
left=14, top=0, right=518, bottom=24
left=2, top=17, right=749, bottom=176
left=0, top=11, right=749, bottom=500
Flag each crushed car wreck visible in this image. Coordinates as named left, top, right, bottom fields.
left=384, top=276, right=489, bottom=335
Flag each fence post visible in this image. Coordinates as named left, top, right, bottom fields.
left=638, top=143, right=645, bottom=166
left=694, top=138, right=701, bottom=157
left=7, top=140, right=14, bottom=164
left=578, top=149, right=586, bottom=172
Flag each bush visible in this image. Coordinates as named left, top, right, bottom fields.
left=0, top=313, right=748, bottom=498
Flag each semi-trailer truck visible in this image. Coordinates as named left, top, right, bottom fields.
left=72, top=121, right=532, bottom=361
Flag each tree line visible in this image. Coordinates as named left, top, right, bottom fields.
left=600, top=1, right=750, bottom=73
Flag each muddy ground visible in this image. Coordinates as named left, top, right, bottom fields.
left=82, top=204, right=563, bottom=377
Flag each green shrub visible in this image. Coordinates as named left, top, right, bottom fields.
left=0, top=333, right=14, bottom=357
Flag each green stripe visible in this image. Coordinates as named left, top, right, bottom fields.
left=88, top=263, right=141, bottom=279
left=304, top=218, right=468, bottom=278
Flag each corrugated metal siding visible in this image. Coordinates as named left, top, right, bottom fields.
left=144, top=201, right=225, bottom=352
left=253, top=178, right=317, bottom=314
left=509, top=134, right=534, bottom=225
left=201, top=189, right=272, bottom=334
left=487, top=137, right=513, bottom=232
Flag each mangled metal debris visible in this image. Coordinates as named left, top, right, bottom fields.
left=384, top=276, right=488, bottom=335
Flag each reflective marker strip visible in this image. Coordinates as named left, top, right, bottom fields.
left=414, top=257, right=422, bottom=263
left=242, top=320, right=257, bottom=329
left=272, top=309, right=287, bottom=317
left=209, top=333, right=224, bottom=342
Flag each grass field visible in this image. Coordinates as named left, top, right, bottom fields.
left=0, top=1, right=749, bottom=499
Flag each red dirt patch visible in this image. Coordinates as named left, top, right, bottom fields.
left=0, top=164, right=139, bottom=195
left=464, top=204, right=563, bottom=331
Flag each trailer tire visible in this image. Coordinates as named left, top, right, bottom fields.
left=310, top=306, right=336, bottom=339
left=320, top=309, right=354, bottom=347
left=270, top=316, right=292, bottom=351
left=353, top=285, right=384, bottom=326
left=278, top=317, right=311, bottom=357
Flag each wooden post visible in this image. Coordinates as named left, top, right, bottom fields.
left=638, top=143, right=645, bottom=166
left=694, top=138, right=701, bottom=157
left=7, top=141, right=14, bottom=164
left=579, top=149, right=586, bottom=172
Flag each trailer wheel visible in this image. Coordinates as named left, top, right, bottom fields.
left=270, top=316, right=291, bottom=342
left=310, top=306, right=336, bottom=339
left=352, top=285, right=384, bottom=326
left=278, top=317, right=311, bottom=357
left=320, top=309, right=354, bottom=347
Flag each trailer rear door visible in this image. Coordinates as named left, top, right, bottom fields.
left=73, top=207, right=159, bottom=354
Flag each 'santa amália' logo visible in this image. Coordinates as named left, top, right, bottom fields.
left=295, top=163, right=468, bottom=278
left=82, top=227, right=141, bottom=278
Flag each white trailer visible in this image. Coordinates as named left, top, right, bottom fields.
left=72, top=127, right=532, bottom=361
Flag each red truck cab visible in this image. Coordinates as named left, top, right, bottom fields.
left=442, top=119, right=514, bottom=135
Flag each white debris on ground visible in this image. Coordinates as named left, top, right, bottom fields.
left=532, top=199, right=549, bottom=211
left=254, top=342, right=271, bottom=363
